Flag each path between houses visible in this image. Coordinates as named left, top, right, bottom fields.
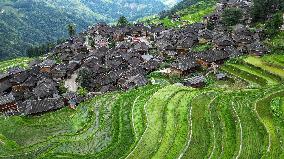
left=64, top=72, right=79, bottom=92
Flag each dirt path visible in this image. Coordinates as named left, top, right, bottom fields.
left=64, top=72, right=78, bottom=92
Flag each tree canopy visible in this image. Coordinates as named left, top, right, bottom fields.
left=117, top=16, right=129, bottom=27
left=67, top=23, right=76, bottom=37
left=221, top=8, right=243, bottom=26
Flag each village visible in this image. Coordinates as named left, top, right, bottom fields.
left=0, top=0, right=270, bottom=116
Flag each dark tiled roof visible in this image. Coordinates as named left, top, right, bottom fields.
left=19, top=98, right=64, bottom=115
left=172, top=55, right=199, bottom=71
left=0, top=94, right=15, bottom=105
left=185, top=75, right=205, bottom=85
left=223, top=46, right=243, bottom=58
left=194, top=50, right=229, bottom=63
left=247, top=42, right=269, bottom=54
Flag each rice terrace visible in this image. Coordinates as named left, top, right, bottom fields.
left=1, top=54, right=284, bottom=158
left=1, top=0, right=284, bottom=158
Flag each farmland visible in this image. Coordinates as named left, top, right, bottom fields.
left=0, top=57, right=32, bottom=73
left=1, top=54, right=284, bottom=158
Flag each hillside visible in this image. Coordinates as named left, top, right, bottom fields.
left=1, top=0, right=284, bottom=158
left=1, top=67, right=284, bottom=158
left=0, top=0, right=174, bottom=60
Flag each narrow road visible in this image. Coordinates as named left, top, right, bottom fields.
left=64, top=72, right=78, bottom=92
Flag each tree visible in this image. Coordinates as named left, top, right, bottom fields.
left=117, top=16, right=129, bottom=27
left=252, top=0, right=284, bottom=22
left=221, top=8, right=243, bottom=26
left=67, top=23, right=76, bottom=37
left=77, top=68, right=93, bottom=91
left=264, top=12, right=283, bottom=37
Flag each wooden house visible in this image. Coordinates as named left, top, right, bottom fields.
left=213, top=35, right=235, bottom=49
left=171, top=55, right=200, bottom=76
left=183, top=75, right=206, bottom=88
left=0, top=94, right=18, bottom=113
left=176, top=36, right=197, bottom=54
left=134, top=42, right=149, bottom=54
left=114, top=30, right=125, bottom=41
left=38, top=60, right=56, bottom=73
left=0, top=73, right=12, bottom=94
left=18, top=98, right=65, bottom=115
left=198, top=29, right=214, bottom=43
left=247, top=41, right=269, bottom=56
left=194, top=50, right=230, bottom=67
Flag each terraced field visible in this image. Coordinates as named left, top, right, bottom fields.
left=1, top=55, right=284, bottom=158
left=0, top=57, right=32, bottom=73
left=222, top=55, right=284, bottom=87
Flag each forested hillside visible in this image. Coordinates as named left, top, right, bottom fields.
left=0, top=0, right=174, bottom=60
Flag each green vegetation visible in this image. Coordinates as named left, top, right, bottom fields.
left=140, top=0, right=216, bottom=28
left=192, top=43, right=213, bottom=52
left=221, top=8, right=243, bottom=26
left=67, top=23, right=76, bottom=37
left=0, top=0, right=169, bottom=60
left=1, top=75, right=284, bottom=158
left=252, top=0, right=284, bottom=22
left=117, top=16, right=130, bottom=27
left=0, top=57, right=32, bottom=73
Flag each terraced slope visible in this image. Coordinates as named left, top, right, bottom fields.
left=1, top=82, right=284, bottom=158
left=222, top=55, right=283, bottom=87
left=0, top=57, right=32, bottom=73
left=2, top=54, right=284, bottom=158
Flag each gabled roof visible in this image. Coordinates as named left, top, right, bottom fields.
left=176, top=37, right=196, bottom=48
left=247, top=41, right=269, bottom=54
left=33, top=78, right=57, bottom=99
left=0, top=73, right=9, bottom=80
left=19, top=98, right=64, bottom=115
left=172, top=55, right=199, bottom=71
left=185, top=75, right=205, bottom=85
left=38, top=60, right=56, bottom=68
left=214, top=34, right=235, bottom=47
left=194, top=50, right=229, bottom=62
left=10, top=71, right=29, bottom=84
left=0, top=94, right=15, bottom=105
left=134, top=42, right=149, bottom=52
left=223, top=46, right=243, bottom=58
left=198, top=29, right=214, bottom=40
left=232, top=24, right=253, bottom=36
left=7, top=67, right=24, bottom=75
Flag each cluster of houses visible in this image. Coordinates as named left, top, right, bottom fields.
left=0, top=0, right=270, bottom=116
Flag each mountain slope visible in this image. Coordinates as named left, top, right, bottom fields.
left=0, top=0, right=175, bottom=60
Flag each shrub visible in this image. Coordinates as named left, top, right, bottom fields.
left=58, top=82, right=68, bottom=94
left=77, top=87, right=88, bottom=97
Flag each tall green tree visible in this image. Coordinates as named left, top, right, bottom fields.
left=67, top=23, right=76, bottom=37
left=221, top=8, right=243, bottom=26
left=252, top=0, right=284, bottom=22
left=117, top=16, right=129, bottom=27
